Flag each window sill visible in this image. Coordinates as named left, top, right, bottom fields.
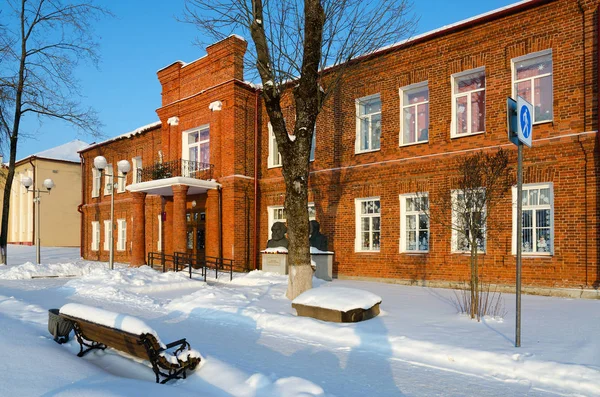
left=511, top=252, right=553, bottom=257
left=399, top=139, right=428, bottom=148
left=451, top=251, right=486, bottom=255
left=533, top=119, right=553, bottom=126
left=355, top=249, right=381, bottom=253
left=450, top=131, right=485, bottom=139
left=267, top=164, right=282, bottom=169
left=355, top=148, right=380, bottom=155
left=400, top=251, right=429, bottom=255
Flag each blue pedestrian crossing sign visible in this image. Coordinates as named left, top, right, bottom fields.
left=517, top=96, right=533, bottom=148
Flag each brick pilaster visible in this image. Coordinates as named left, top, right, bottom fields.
left=131, top=192, right=147, bottom=266
left=172, top=185, right=189, bottom=255
left=206, top=188, right=220, bottom=258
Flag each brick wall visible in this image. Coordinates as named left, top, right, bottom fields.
left=81, top=0, right=600, bottom=288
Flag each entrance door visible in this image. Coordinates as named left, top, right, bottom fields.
left=186, top=210, right=206, bottom=266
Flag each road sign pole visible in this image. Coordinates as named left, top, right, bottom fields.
left=516, top=142, right=523, bottom=348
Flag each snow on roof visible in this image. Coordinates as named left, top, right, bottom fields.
left=19, top=139, right=90, bottom=164
left=80, top=121, right=162, bottom=153
left=369, top=0, right=536, bottom=58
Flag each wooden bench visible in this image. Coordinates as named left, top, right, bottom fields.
left=59, top=306, right=201, bottom=384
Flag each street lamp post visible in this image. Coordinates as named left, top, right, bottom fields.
left=93, top=156, right=130, bottom=270
left=21, top=176, right=55, bottom=265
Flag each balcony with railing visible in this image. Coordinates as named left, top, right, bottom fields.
left=137, top=159, right=214, bottom=183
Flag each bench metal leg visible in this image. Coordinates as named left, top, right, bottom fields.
left=73, top=323, right=106, bottom=357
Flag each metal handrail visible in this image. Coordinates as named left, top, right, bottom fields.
left=137, top=159, right=213, bottom=183
left=147, top=251, right=234, bottom=282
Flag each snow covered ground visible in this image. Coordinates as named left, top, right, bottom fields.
left=0, top=245, right=598, bottom=396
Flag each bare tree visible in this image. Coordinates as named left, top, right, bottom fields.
left=0, top=0, right=108, bottom=264
left=184, top=0, right=417, bottom=299
left=424, top=149, right=511, bottom=320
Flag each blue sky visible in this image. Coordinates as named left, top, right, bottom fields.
left=16, top=0, right=518, bottom=159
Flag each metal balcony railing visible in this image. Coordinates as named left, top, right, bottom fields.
left=137, top=159, right=213, bottom=182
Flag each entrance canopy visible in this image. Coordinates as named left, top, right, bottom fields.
left=126, top=177, right=220, bottom=196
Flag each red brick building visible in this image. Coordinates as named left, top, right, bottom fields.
left=80, top=0, right=600, bottom=293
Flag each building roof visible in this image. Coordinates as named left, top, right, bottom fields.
left=79, top=121, right=162, bottom=153
left=17, top=139, right=90, bottom=165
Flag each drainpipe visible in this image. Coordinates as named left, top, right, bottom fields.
left=78, top=153, right=85, bottom=258
left=218, top=185, right=223, bottom=259
left=28, top=157, right=36, bottom=246
left=253, top=89, right=260, bottom=270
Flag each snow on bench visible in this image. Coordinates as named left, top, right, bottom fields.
left=59, top=303, right=201, bottom=383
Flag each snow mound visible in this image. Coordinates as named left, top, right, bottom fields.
left=293, top=287, right=382, bottom=312
left=262, top=247, right=288, bottom=253
left=59, top=303, right=166, bottom=348
left=0, top=261, right=105, bottom=280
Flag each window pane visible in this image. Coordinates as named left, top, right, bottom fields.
left=516, top=81, right=531, bottom=103
left=365, top=98, right=381, bottom=114
left=456, top=72, right=485, bottom=94
left=406, top=87, right=428, bottom=104
left=516, top=55, right=552, bottom=80
left=523, top=210, right=533, bottom=228
left=360, top=118, right=369, bottom=150
left=188, top=132, right=199, bottom=144
left=189, top=147, right=198, bottom=163
left=372, top=232, right=380, bottom=249
left=407, top=215, right=416, bottom=230
left=372, top=216, right=380, bottom=232
left=535, top=75, right=553, bottom=122
left=418, top=230, right=429, bottom=251
left=539, top=188, right=551, bottom=204
left=522, top=228, right=533, bottom=252
left=536, top=209, right=551, bottom=228
left=419, top=214, right=428, bottom=230
left=199, top=128, right=210, bottom=141
left=407, top=231, right=417, bottom=250
left=529, top=189, right=538, bottom=206
left=361, top=201, right=368, bottom=214
left=406, top=198, right=415, bottom=212
left=417, top=103, right=429, bottom=141
left=361, top=217, right=369, bottom=232
left=403, top=107, right=416, bottom=144
left=362, top=232, right=370, bottom=249
left=199, top=142, right=210, bottom=164
left=471, top=91, right=485, bottom=133
left=536, top=228, right=551, bottom=252
left=456, top=96, right=468, bottom=134
left=371, top=113, right=381, bottom=150
left=373, top=200, right=381, bottom=214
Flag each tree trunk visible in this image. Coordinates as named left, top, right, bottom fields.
left=0, top=136, right=19, bottom=265
left=470, top=245, right=479, bottom=321
left=283, top=155, right=313, bottom=300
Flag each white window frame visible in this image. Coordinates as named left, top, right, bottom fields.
left=355, top=94, right=382, bottom=154
left=104, top=164, right=113, bottom=196
left=512, top=183, right=554, bottom=256
left=92, top=168, right=101, bottom=198
left=267, top=122, right=282, bottom=168
left=117, top=219, right=126, bottom=251
left=399, top=82, right=429, bottom=146
left=354, top=197, right=381, bottom=252
left=183, top=125, right=210, bottom=161
left=132, top=156, right=142, bottom=184
left=91, top=221, right=100, bottom=251
left=117, top=169, right=126, bottom=193
left=451, top=189, right=486, bottom=253
left=451, top=67, right=486, bottom=138
left=399, top=193, right=429, bottom=253
left=103, top=220, right=111, bottom=251
left=511, top=49, right=553, bottom=124
left=267, top=203, right=316, bottom=239
left=157, top=214, right=162, bottom=251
